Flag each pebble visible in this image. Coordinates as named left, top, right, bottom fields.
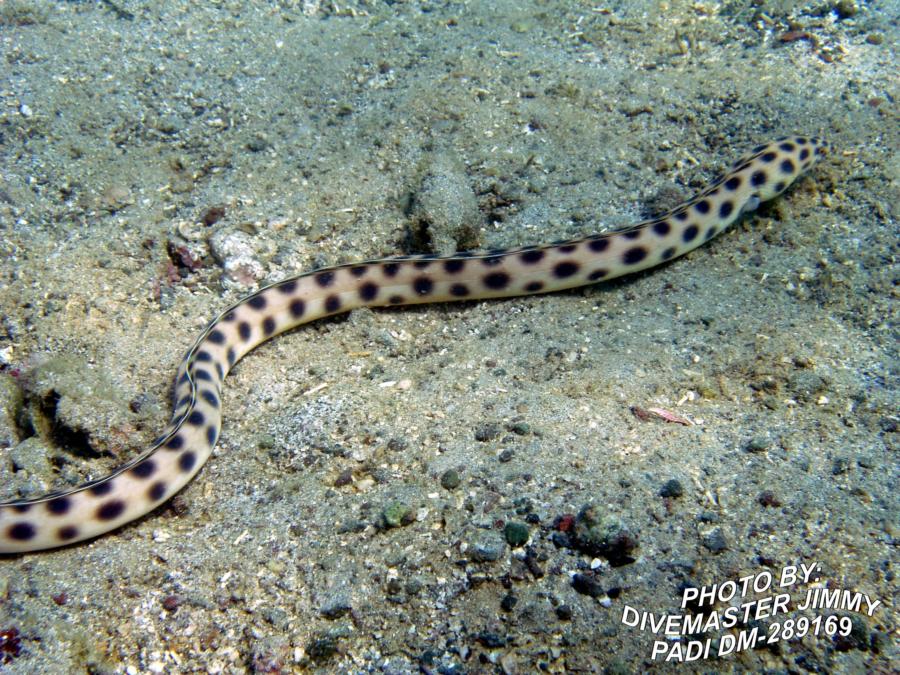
left=385, top=578, right=403, bottom=599
left=550, top=531, right=572, bottom=549
left=306, top=634, right=339, bottom=662
left=100, top=183, right=134, bottom=211
left=571, top=572, right=604, bottom=598
left=405, top=577, right=423, bottom=596
left=386, top=437, right=408, bottom=452
left=833, top=0, right=859, bottom=19
left=469, top=533, right=506, bottom=562
left=333, top=468, right=353, bottom=487
left=209, top=229, right=272, bottom=288
left=260, top=606, right=289, bottom=630
left=508, top=421, right=530, bottom=435
left=787, top=372, right=829, bottom=403
left=162, top=595, right=181, bottom=612
left=745, top=436, right=771, bottom=453
left=499, top=652, right=518, bottom=675
left=757, top=490, right=782, bottom=507
left=659, top=478, right=684, bottom=498
left=475, top=631, right=506, bottom=648
left=23, top=355, right=144, bottom=460
left=503, top=521, right=530, bottom=547
left=701, top=528, right=728, bottom=553
left=474, top=423, right=502, bottom=442
left=319, top=597, right=352, bottom=619
left=381, top=501, right=412, bottom=528
left=571, top=505, right=639, bottom=566
left=440, top=469, right=461, bottom=490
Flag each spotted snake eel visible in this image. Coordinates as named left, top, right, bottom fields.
left=0, top=136, right=827, bottom=553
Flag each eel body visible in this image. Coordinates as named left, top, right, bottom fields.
left=0, top=136, right=826, bottom=553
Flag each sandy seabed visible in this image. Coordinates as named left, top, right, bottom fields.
left=0, top=1, right=896, bottom=672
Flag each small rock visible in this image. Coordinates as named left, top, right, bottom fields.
left=162, top=595, right=181, bottom=611
left=503, top=521, right=530, bottom=547
left=155, top=114, right=184, bottom=134
left=757, top=490, right=782, bottom=507
left=21, top=355, right=147, bottom=462
left=475, top=631, right=506, bottom=648
left=209, top=229, right=274, bottom=289
left=833, top=0, right=859, bottom=19
left=249, top=636, right=288, bottom=673
left=319, top=597, right=352, bottom=619
left=474, top=423, right=502, bottom=442
left=333, top=468, right=353, bottom=487
left=508, top=422, right=530, bottom=435
left=386, top=437, right=408, bottom=452
left=659, top=479, right=684, bottom=498
left=499, top=651, right=518, bottom=675
left=99, top=183, right=134, bottom=211
left=572, top=506, right=638, bottom=566
left=385, top=578, right=404, bottom=602
left=440, top=469, right=461, bottom=490
left=571, top=573, right=604, bottom=598
left=550, top=531, right=572, bottom=548
left=701, top=528, right=728, bottom=553
left=745, top=436, right=770, bottom=453
left=382, top=501, right=412, bottom=528
left=306, top=634, right=339, bottom=662
left=470, top=533, right=506, bottom=562
left=787, top=372, right=828, bottom=403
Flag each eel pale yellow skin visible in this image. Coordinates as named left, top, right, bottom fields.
left=0, top=136, right=827, bottom=553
